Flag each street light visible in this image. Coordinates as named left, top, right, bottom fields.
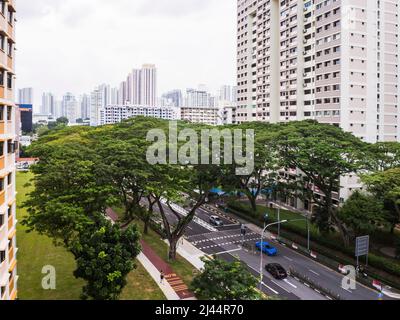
left=289, top=216, right=311, bottom=252
left=259, top=218, right=288, bottom=290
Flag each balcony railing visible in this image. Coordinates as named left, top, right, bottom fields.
left=8, top=246, right=13, bottom=262
left=0, top=191, right=5, bottom=206
left=8, top=214, right=13, bottom=230
left=8, top=276, right=14, bottom=295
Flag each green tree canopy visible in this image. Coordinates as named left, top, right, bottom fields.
left=362, top=168, right=400, bottom=233
left=339, top=191, right=387, bottom=237
left=71, top=222, right=141, bottom=300
left=190, top=257, right=263, bottom=300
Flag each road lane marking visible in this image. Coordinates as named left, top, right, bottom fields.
left=271, top=280, right=291, bottom=293
left=284, top=256, right=293, bottom=262
left=284, top=279, right=298, bottom=289
left=309, top=269, right=320, bottom=276
left=262, top=282, right=279, bottom=295
left=215, top=248, right=242, bottom=255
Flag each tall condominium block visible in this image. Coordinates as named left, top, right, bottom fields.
left=18, top=87, right=32, bottom=105
left=140, top=64, right=157, bottom=106
left=41, top=92, right=55, bottom=117
left=0, top=0, right=18, bottom=301
left=236, top=0, right=400, bottom=144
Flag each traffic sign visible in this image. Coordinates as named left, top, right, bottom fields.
left=355, top=236, right=370, bottom=257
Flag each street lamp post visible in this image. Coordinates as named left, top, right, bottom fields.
left=290, top=216, right=311, bottom=252
left=259, top=216, right=288, bottom=290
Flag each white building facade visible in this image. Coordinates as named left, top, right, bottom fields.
left=237, top=0, right=400, bottom=204
left=99, top=105, right=181, bottom=125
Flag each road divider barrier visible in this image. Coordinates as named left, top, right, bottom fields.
left=289, top=268, right=341, bottom=300
left=310, top=251, right=317, bottom=259
left=338, top=265, right=348, bottom=275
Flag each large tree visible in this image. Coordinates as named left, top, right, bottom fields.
left=22, top=129, right=115, bottom=246
left=71, top=222, right=141, bottom=300
left=221, top=122, right=280, bottom=213
left=146, top=120, right=222, bottom=259
left=365, top=142, right=400, bottom=172
left=22, top=126, right=141, bottom=299
left=272, top=120, right=366, bottom=246
left=339, top=191, right=387, bottom=237
left=362, top=168, right=400, bottom=233
left=190, top=257, right=263, bottom=300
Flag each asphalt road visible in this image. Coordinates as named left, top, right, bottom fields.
left=149, top=200, right=382, bottom=300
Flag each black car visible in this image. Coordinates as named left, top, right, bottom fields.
left=265, top=263, right=288, bottom=280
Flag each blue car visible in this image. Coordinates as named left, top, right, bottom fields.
left=255, top=241, right=278, bottom=256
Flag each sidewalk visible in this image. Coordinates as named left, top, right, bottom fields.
left=140, top=240, right=196, bottom=300
left=106, top=208, right=196, bottom=300
left=166, top=238, right=207, bottom=271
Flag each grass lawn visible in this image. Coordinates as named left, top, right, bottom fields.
left=120, top=262, right=166, bottom=300
left=16, top=171, right=84, bottom=300
left=16, top=171, right=165, bottom=300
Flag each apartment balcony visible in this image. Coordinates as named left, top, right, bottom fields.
left=8, top=275, right=17, bottom=300
left=7, top=0, right=16, bottom=12
left=8, top=245, right=13, bottom=262
left=7, top=213, right=13, bottom=230
left=0, top=190, right=5, bottom=206
left=7, top=56, right=13, bottom=70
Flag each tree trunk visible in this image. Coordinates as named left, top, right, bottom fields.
left=143, top=217, right=149, bottom=235
left=250, top=196, right=257, bottom=214
left=168, top=237, right=178, bottom=261
left=331, top=207, right=350, bottom=247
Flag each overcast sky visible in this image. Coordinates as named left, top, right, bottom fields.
left=16, top=0, right=237, bottom=108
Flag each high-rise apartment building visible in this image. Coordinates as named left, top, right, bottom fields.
left=41, top=92, right=55, bottom=117
left=140, top=64, right=157, bottom=106
left=185, top=88, right=211, bottom=108
left=79, top=94, right=90, bottom=120
left=0, top=0, right=17, bottom=301
left=236, top=0, right=400, bottom=144
left=100, top=105, right=180, bottom=125
left=161, top=90, right=183, bottom=108
left=18, top=87, right=32, bottom=105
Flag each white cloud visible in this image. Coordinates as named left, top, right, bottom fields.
left=16, top=0, right=237, bottom=109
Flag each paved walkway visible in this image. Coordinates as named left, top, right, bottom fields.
left=105, top=208, right=196, bottom=300
left=140, top=240, right=196, bottom=300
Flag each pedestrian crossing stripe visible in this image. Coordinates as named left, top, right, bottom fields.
left=197, top=237, right=260, bottom=250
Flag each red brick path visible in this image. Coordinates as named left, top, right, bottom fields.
left=106, top=208, right=195, bottom=300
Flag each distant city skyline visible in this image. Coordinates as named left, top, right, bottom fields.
left=16, top=0, right=236, bottom=109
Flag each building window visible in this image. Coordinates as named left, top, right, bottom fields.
left=7, top=172, right=11, bottom=186
left=7, top=140, right=14, bottom=154
left=7, top=106, right=11, bottom=120
left=7, top=73, right=12, bottom=89
left=0, top=1, right=5, bottom=15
